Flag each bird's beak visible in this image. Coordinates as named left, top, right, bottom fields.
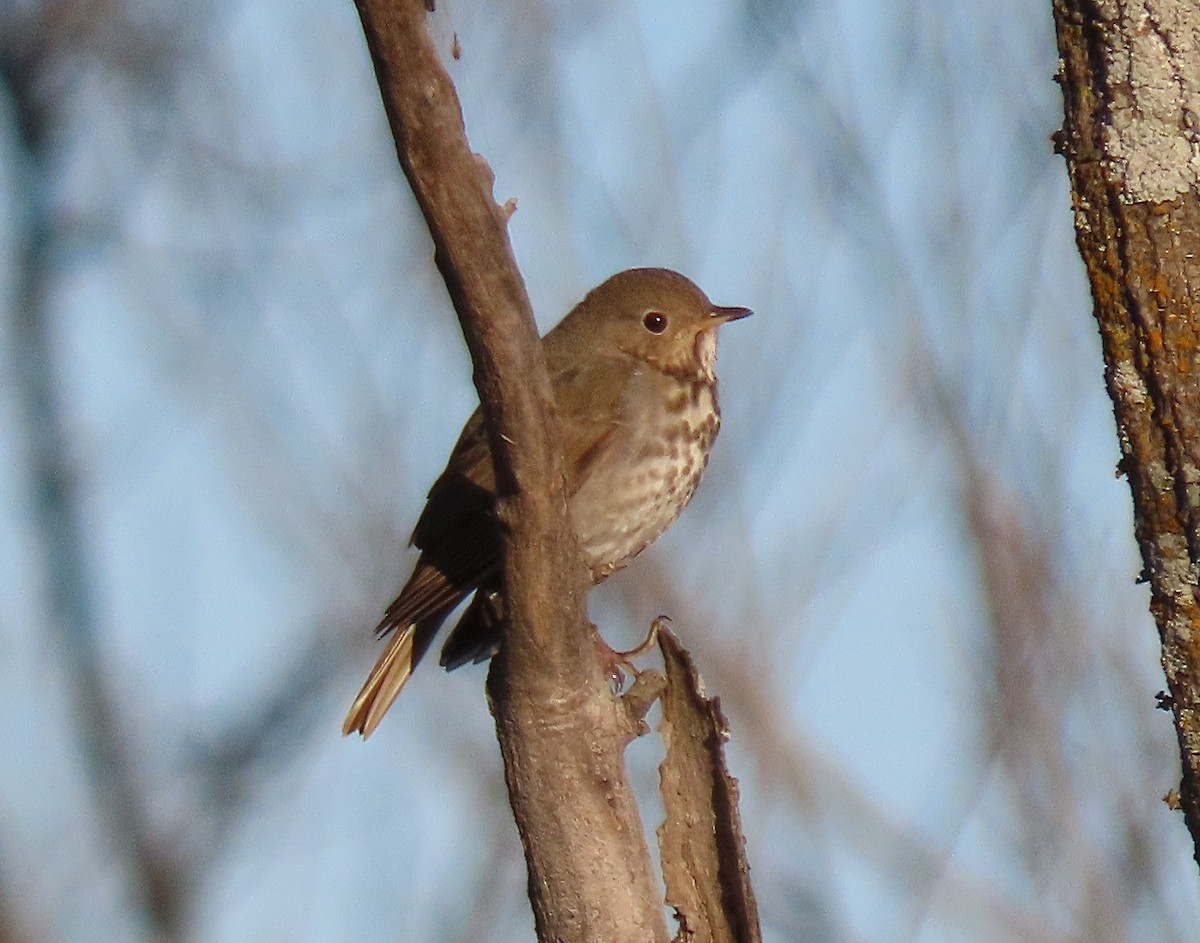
left=710, top=304, right=753, bottom=325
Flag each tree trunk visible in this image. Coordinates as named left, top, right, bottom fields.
left=1051, top=0, right=1200, bottom=864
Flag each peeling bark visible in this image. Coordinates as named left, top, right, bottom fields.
left=658, top=627, right=761, bottom=943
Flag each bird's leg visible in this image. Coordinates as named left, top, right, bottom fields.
left=620, top=614, right=669, bottom=660
left=593, top=615, right=670, bottom=692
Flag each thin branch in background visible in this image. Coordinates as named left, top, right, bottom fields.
left=2, top=49, right=188, bottom=943
left=0, top=867, right=30, bottom=943
left=187, top=618, right=356, bottom=856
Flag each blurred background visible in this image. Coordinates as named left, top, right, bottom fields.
left=2, top=0, right=1197, bottom=940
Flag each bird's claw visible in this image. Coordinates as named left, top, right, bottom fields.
left=595, top=615, right=670, bottom=692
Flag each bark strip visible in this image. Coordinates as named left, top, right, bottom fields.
left=658, top=627, right=761, bottom=943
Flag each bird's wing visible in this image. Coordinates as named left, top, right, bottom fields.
left=383, top=348, right=640, bottom=619
left=546, top=352, right=641, bottom=492
left=379, top=407, right=502, bottom=633
left=411, top=409, right=495, bottom=549
left=414, top=353, right=639, bottom=514
left=346, top=414, right=501, bottom=737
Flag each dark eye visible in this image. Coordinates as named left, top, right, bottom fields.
left=642, top=311, right=668, bottom=334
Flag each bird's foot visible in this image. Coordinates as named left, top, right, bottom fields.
left=594, top=615, right=670, bottom=692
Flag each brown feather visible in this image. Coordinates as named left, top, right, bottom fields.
left=343, top=609, right=446, bottom=737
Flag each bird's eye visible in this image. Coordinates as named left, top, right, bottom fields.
left=642, top=311, right=668, bottom=334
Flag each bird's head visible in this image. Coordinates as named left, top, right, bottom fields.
left=560, top=268, right=751, bottom=382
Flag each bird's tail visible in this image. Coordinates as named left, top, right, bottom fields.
left=342, top=612, right=444, bottom=738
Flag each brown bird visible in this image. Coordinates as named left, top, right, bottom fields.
left=344, top=268, right=750, bottom=737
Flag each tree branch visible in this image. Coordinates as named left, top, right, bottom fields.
left=351, top=3, right=668, bottom=939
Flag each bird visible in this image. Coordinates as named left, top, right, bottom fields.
left=344, top=267, right=751, bottom=737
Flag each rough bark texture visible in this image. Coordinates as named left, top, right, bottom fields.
left=657, top=628, right=761, bottom=943
left=350, top=2, right=669, bottom=940
left=1051, top=0, right=1200, bottom=861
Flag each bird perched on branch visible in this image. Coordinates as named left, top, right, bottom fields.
left=344, top=267, right=751, bottom=737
